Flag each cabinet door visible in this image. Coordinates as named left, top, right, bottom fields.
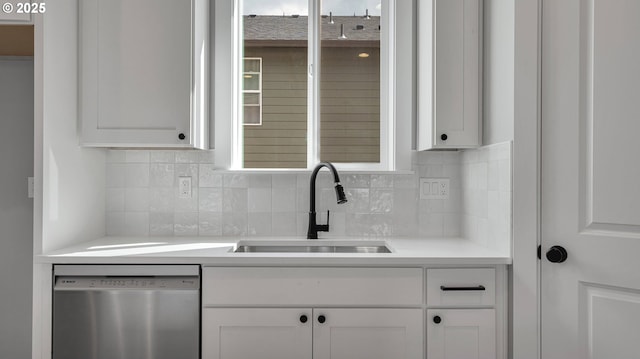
left=313, top=308, right=423, bottom=359
left=80, top=0, right=207, bottom=148
left=427, top=309, right=496, bottom=359
left=418, top=0, right=482, bottom=150
left=202, top=308, right=312, bottom=359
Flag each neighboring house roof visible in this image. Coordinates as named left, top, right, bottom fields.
left=244, top=15, right=380, bottom=47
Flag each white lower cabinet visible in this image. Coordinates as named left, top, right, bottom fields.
left=427, top=309, right=496, bottom=359
left=203, top=308, right=312, bottom=359
left=314, top=308, right=423, bottom=359
left=202, top=266, right=505, bottom=359
left=425, top=268, right=503, bottom=359
left=203, top=307, right=423, bottom=359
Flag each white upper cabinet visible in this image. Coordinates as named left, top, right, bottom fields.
left=418, top=0, right=482, bottom=150
left=79, top=0, right=208, bottom=148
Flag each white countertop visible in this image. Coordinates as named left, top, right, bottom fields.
left=37, top=236, right=511, bottom=266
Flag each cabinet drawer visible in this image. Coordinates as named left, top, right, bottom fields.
left=202, top=267, right=423, bottom=306
left=426, top=268, right=495, bottom=307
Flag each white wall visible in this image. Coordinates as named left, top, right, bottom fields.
left=0, top=58, right=33, bottom=359
left=484, top=0, right=515, bottom=144
left=33, top=2, right=108, bottom=356
left=36, top=0, right=106, bottom=254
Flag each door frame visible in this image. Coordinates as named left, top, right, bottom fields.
left=512, top=0, right=541, bottom=359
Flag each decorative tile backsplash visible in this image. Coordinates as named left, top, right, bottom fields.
left=461, top=142, right=512, bottom=253
left=105, top=142, right=511, bottom=242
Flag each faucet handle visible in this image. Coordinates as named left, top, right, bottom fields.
left=316, top=210, right=330, bottom=232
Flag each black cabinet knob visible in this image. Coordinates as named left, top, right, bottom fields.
left=440, top=134, right=448, bottom=141
left=299, top=315, right=308, bottom=323
left=546, top=245, right=568, bottom=263
left=178, top=133, right=186, bottom=140
left=433, top=315, right=442, bottom=324
left=317, top=315, right=326, bottom=324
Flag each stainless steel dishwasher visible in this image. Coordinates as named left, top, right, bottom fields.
left=53, top=265, right=200, bottom=359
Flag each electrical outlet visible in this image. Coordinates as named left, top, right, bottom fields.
left=420, top=178, right=450, bottom=199
left=178, top=176, right=192, bottom=198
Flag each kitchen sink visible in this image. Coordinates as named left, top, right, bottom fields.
left=232, top=240, right=391, bottom=253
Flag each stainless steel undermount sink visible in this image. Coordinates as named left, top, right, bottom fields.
left=232, top=240, right=391, bottom=253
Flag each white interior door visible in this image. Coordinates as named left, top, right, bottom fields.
left=541, top=0, right=640, bottom=358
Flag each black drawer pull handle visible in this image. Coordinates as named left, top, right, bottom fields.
left=440, top=285, right=486, bottom=291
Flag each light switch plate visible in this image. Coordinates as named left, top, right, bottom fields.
left=420, top=178, right=450, bottom=199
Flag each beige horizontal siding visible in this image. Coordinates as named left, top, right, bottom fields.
left=243, top=45, right=380, bottom=168
left=321, top=47, right=380, bottom=163
left=244, top=47, right=308, bottom=168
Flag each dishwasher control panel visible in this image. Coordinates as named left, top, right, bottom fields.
left=54, top=276, right=199, bottom=290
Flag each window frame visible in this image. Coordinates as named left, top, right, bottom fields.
left=242, top=57, right=263, bottom=126
left=213, top=0, right=413, bottom=172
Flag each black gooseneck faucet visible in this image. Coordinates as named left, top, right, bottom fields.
left=307, top=162, right=348, bottom=239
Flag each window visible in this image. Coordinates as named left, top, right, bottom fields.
left=213, top=0, right=412, bottom=171
left=243, top=57, right=262, bottom=126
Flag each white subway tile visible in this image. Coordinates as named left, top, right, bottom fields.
left=174, top=187, right=199, bottom=212
left=272, top=212, right=297, bottom=235
left=106, top=164, right=126, bottom=188
left=419, top=213, right=444, bottom=237
left=175, top=151, right=200, bottom=163
left=370, top=174, right=394, bottom=188
left=149, top=188, right=175, bottom=212
left=345, top=188, right=370, bottom=213
left=106, top=150, right=126, bottom=163
left=344, top=174, right=370, bottom=188
left=224, top=173, right=248, bottom=188
left=174, top=213, right=198, bottom=236
left=272, top=174, right=297, bottom=188
left=272, top=188, right=296, bottom=212
left=106, top=188, right=125, bottom=212
left=198, top=150, right=216, bottom=163
left=124, top=150, right=150, bottom=163
left=370, top=189, right=393, bottom=213
left=124, top=212, right=149, bottom=236
left=199, top=188, right=223, bottom=212
left=124, top=188, right=149, bottom=212
left=222, top=212, right=248, bottom=236
left=106, top=212, right=125, bottom=236
left=199, top=164, right=222, bottom=187
left=199, top=212, right=222, bottom=236
left=149, top=151, right=176, bottom=163
left=149, top=164, right=174, bottom=187
left=247, top=174, right=272, bottom=188
left=223, top=188, right=248, bottom=213
left=125, top=164, right=150, bottom=187
left=248, top=188, right=271, bottom=212
left=149, top=212, right=174, bottom=236
left=393, top=174, right=417, bottom=189
left=248, top=212, right=272, bottom=236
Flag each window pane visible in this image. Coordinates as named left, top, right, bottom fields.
left=244, top=58, right=260, bottom=72
left=243, top=74, right=260, bottom=91
left=242, top=1, right=308, bottom=169
left=320, top=1, right=381, bottom=163
left=244, top=93, right=260, bottom=105
left=244, top=106, right=261, bottom=125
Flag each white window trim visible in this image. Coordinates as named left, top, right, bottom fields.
left=213, top=0, right=413, bottom=172
left=242, top=57, right=262, bottom=126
